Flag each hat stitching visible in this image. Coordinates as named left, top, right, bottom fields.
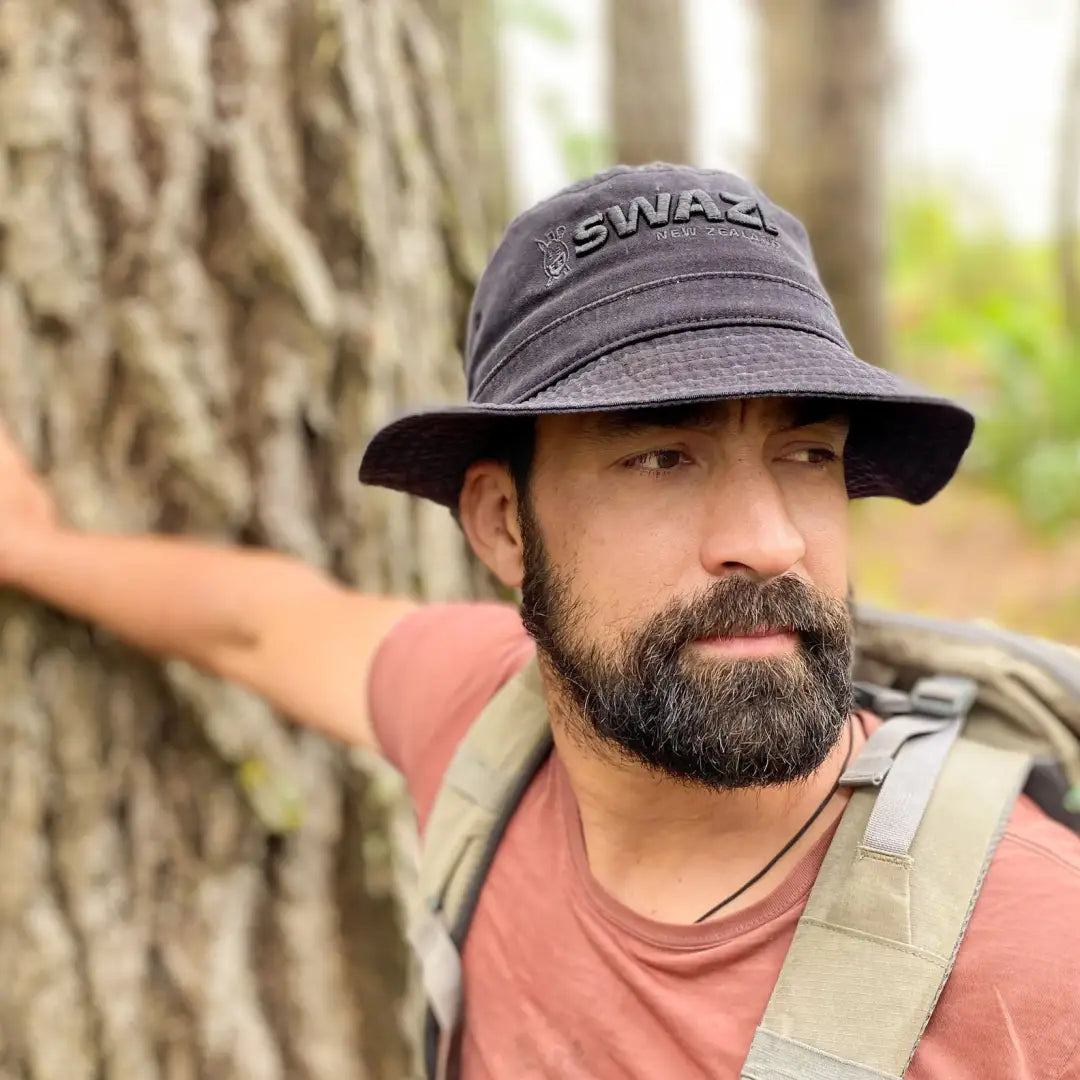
left=471, top=270, right=839, bottom=397
left=506, top=319, right=855, bottom=402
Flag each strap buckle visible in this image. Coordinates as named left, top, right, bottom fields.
left=853, top=681, right=911, bottom=717
left=910, top=675, right=978, bottom=719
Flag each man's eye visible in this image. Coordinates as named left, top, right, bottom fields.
left=628, top=449, right=689, bottom=472
left=786, top=447, right=840, bottom=465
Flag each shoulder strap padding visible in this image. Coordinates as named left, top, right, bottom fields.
left=742, top=736, right=1031, bottom=1079
left=413, top=658, right=551, bottom=1080
left=418, top=656, right=551, bottom=932
left=853, top=604, right=1080, bottom=793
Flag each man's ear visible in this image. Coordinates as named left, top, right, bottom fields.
left=459, top=461, right=525, bottom=588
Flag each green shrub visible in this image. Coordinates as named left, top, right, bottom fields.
left=888, top=191, right=1080, bottom=535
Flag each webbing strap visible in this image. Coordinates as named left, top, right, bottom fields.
left=862, top=720, right=961, bottom=856
left=408, top=906, right=462, bottom=1035
left=742, top=737, right=1031, bottom=1079
left=839, top=715, right=951, bottom=787
left=742, top=1029, right=893, bottom=1080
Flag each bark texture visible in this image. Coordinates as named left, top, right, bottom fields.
left=0, top=0, right=504, bottom=1077
left=608, top=0, right=693, bottom=166
left=758, top=0, right=889, bottom=369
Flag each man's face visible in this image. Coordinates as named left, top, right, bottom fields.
left=517, top=397, right=854, bottom=789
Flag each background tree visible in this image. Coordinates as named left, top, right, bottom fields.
left=758, top=0, right=889, bottom=369
left=1057, top=1, right=1080, bottom=336
left=0, top=0, right=505, bottom=1077
left=608, top=0, right=693, bottom=166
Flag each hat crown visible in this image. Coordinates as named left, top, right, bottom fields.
left=464, top=164, right=843, bottom=405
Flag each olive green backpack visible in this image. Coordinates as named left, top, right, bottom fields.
left=408, top=606, right=1080, bottom=1079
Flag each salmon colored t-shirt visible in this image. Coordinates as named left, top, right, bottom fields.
left=369, top=603, right=1080, bottom=1080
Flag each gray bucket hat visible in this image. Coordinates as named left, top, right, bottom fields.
left=359, top=164, right=974, bottom=508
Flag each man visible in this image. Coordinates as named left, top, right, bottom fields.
left=1, top=165, right=1078, bottom=1078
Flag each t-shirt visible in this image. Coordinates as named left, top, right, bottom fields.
left=369, top=603, right=1080, bottom=1080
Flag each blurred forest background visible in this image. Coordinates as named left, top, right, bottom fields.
left=0, top=1, right=1077, bottom=1079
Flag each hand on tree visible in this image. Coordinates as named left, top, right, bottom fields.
left=0, top=423, right=59, bottom=538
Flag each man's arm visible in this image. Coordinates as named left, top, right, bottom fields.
left=0, top=429, right=415, bottom=750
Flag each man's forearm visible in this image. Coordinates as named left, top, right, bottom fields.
left=0, top=528, right=331, bottom=670
left=0, top=425, right=409, bottom=746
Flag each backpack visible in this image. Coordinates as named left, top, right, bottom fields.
left=408, top=604, right=1080, bottom=1079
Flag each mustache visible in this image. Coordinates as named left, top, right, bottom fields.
left=635, top=574, right=850, bottom=658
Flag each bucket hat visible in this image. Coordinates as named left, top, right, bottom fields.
left=359, top=164, right=973, bottom=507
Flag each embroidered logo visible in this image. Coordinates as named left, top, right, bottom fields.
left=536, top=226, right=572, bottom=285
left=571, top=189, right=781, bottom=257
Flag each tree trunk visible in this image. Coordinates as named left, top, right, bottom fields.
left=1058, top=2, right=1080, bottom=337
left=0, top=0, right=505, bottom=1077
left=608, top=0, right=693, bottom=166
left=758, top=0, right=889, bottom=369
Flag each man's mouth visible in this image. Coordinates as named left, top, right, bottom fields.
left=691, top=628, right=799, bottom=658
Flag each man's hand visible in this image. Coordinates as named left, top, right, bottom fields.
left=0, top=425, right=59, bottom=558
left=0, top=420, right=415, bottom=750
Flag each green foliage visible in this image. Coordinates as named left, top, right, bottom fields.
left=888, top=191, right=1080, bottom=535
left=537, top=91, right=612, bottom=180
left=498, top=0, right=576, bottom=45
left=559, top=127, right=613, bottom=180
left=497, top=0, right=612, bottom=182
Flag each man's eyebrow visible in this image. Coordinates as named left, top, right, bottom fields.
left=589, top=403, right=726, bottom=438
left=778, top=399, right=850, bottom=431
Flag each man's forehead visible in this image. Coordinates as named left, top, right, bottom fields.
left=584, top=397, right=849, bottom=436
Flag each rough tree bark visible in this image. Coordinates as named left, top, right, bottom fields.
left=0, top=1, right=504, bottom=1078
left=758, top=0, right=889, bottom=369
left=608, top=0, right=693, bottom=166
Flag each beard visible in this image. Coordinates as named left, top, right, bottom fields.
left=517, top=496, right=854, bottom=790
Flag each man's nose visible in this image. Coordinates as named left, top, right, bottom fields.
left=697, top=460, right=807, bottom=581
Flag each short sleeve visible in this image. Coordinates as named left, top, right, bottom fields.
left=367, top=602, right=535, bottom=827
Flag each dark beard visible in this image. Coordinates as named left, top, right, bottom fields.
left=517, top=496, right=854, bottom=790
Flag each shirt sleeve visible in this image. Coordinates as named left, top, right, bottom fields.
left=367, top=601, right=535, bottom=828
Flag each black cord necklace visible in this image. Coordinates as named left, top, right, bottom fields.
left=693, top=719, right=855, bottom=924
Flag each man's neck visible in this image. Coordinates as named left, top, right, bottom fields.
left=546, top=693, right=864, bottom=925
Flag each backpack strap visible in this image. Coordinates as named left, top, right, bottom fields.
left=411, top=657, right=1036, bottom=1080
left=742, top=681, right=1031, bottom=1079
left=410, top=658, right=551, bottom=1080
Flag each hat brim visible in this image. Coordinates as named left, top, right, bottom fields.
left=359, top=326, right=974, bottom=509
